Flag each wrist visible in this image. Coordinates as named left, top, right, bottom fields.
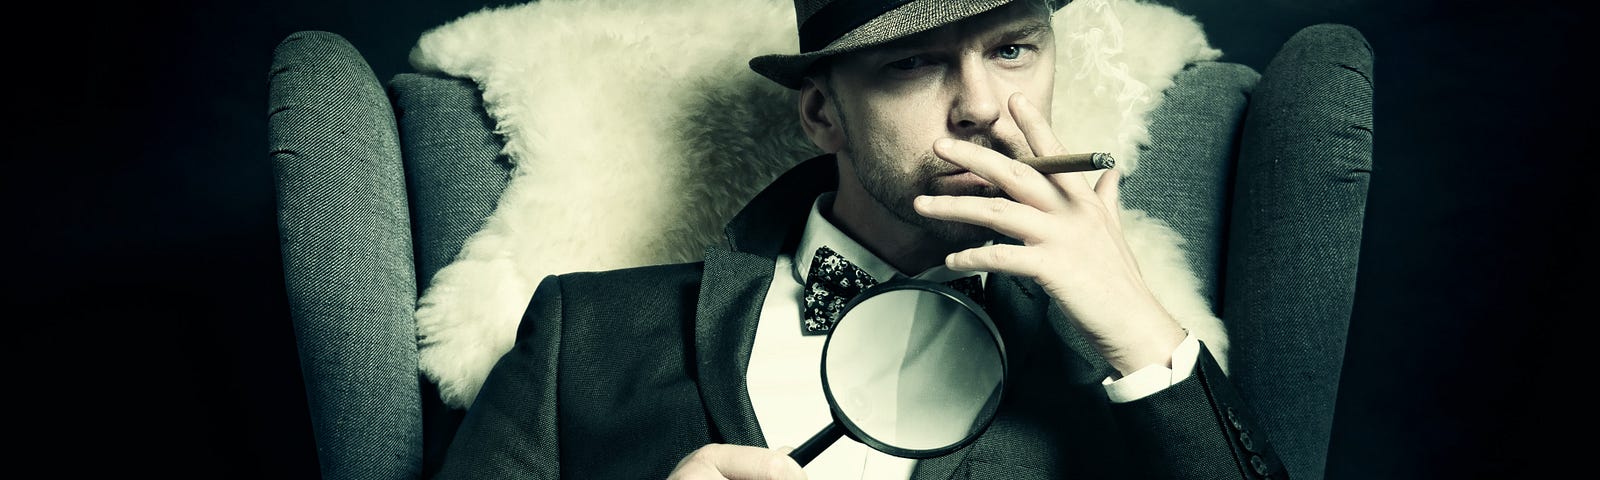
left=1100, top=313, right=1186, bottom=378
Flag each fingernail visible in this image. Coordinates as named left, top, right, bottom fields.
left=933, top=138, right=951, bottom=150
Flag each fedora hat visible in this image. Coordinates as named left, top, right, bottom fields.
left=750, top=0, right=1067, bottom=89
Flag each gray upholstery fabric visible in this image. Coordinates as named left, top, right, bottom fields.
left=1222, top=24, right=1375, bottom=480
left=268, top=31, right=423, bottom=480
left=390, top=73, right=513, bottom=288
left=387, top=72, right=512, bottom=478
left=1123, top=61, right=1260, bottom=309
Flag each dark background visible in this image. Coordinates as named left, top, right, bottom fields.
left=18, top=0, right=1582, bottom=477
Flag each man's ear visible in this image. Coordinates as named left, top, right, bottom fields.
left=798, top=76, right=846, bottom=153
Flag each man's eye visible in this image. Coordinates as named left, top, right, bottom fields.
left=996, top=45, right=1027, bottom=60
left=887, top=56, right=927, bottom=70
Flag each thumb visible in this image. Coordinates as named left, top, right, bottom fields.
left=715, top=444, right=806, bottom=480
left=1093, top=168, right=1124, bottom=226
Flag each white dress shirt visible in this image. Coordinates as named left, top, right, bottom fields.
left=745, top=193, right=1200, bottom=479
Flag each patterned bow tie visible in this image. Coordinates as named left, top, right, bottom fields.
left=801, top=246, right=986, bottom=335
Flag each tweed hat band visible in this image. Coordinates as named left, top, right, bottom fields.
left=749, top=0, right=1059, bottom=89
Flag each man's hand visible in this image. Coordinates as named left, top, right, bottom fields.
left=666, top=444, right=807, bottom=480
left=912, top=92, right=1186, bottom=376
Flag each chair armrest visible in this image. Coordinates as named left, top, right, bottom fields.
left=1223, top=23, right=1375, bottom=480
left=268, top=30, right=423, bottom=480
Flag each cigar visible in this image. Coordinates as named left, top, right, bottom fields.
left=1019, top=152, right=1116, bottom=173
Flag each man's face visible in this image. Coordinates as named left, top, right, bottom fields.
left=823, top=2, right=1056, bottom=245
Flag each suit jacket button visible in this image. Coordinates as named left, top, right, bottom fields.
left=1226, top=407, right=1243, bottom=430
left=1250, top=455, right=1270, bottom=476
left=1240, top=430, right=1256, bottom=452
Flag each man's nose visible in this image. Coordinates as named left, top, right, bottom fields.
left=948, top=62, right=1003, bottom=134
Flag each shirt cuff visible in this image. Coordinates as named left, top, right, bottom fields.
left=1101, top=333, right=1200, bottom=403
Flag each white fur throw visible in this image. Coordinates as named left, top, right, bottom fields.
left=410, top=0, right=1226, bottom=409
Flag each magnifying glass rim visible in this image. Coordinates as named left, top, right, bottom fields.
left=818, top=278, right=1010, bottom=459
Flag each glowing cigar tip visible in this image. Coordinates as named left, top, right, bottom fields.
left=1092, top=153, right=1115, bottom=170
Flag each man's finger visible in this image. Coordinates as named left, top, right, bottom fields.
left=932, top=138, right=1067, bottom=211
left=1008, top=93, right=1065, bottom=157
left=1091, top=169, right=1124, bottom=229
left=669, top=444, right=806, bottom=480
left=1009, top=93, right=1094, bottom=195
left=914, top=195, right=1052, bottom=243
left=944, top=243, right=1044, bottom=279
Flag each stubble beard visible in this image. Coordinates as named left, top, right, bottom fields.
left=842, top=130, right=1018, bottom=247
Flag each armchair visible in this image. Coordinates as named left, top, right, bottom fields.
left=267, top=12, right=1372, bottom=479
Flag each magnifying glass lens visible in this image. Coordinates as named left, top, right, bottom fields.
left=825, top=287, right=1004, bottom=450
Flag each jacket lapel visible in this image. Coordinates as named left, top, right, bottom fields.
left=693, top=246, right=776, bottom=448
left=692, top=155, right=838, bottom=448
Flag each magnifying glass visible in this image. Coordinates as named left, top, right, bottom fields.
left=787, top=279, right=1008, bottom=465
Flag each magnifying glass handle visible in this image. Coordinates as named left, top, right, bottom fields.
left=788, top=422, right=845, bottom=467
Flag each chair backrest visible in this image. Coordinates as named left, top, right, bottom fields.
left=269, top=23, right=1371, bottom=480
left=388, top=71, right=514, bottom=478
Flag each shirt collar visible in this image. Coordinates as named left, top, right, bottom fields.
left=792, top=193, right=988, bottom=286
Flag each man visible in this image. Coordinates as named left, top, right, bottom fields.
left=438, top=0, right=1286, bottom=478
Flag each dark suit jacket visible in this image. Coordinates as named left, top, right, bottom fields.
left=436, top=156, right=1287, bottom=479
